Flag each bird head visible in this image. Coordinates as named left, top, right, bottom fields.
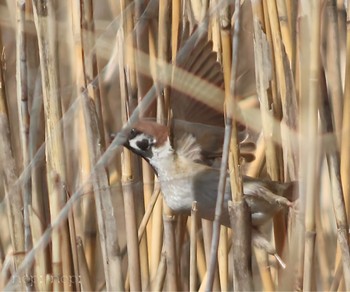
left=123, top=121, right=174, bottom=168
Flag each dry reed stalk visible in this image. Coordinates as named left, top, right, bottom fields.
left=138, top=170, right=151, bottom=289
left=273, top=0, right=299, bottom=175
left=80, top=0, right=112, bottom=285
left=185, top=0, right=196, bottom=29
left=15, top=5, right=33, bottom=289
left=199, top=271, right=211, bottom=292
left=246, top=134, right=265, bottom=178
left=76, top=237, right=92, bottom=291
left=135, top=0, right=153, bottom=107
left=251, top=0, right=280, bottom=182
left=200, top=4, right=241, bottom=290
left=315, top=196, right=331, bottom=290
left=82, top=90, right=124, bottom=291
left=50, top=175, right=64, bottom=291
left=260, top=10, right=283, bottom=263
left=126, top=7, right=150, bottom=288
left=118, top=3, right=147, bottom=288
left=230, top=2, right=253, bottom=290
left=172, top=0, right=181, bottom=62
left=150, top=251, right=167, bottom=290
left=69, top=0, right=99, bottom=288
left=297, top=1, right=321, bottom=290
left=69, top=2, right=94, bottom=291
left=261, top=0, right=280, bottom=120
left=267, top=0, right=299, bottom=179
left=325, top=0, right=344, bottom=144
left=201, top=220, right=219, bottom=290
left=204, top=8, right=231, bottom=292
left=191, top=0, right=203, bottom=22
left=196, top=230, right=207, bottom=283
left=332, top=19, right=348, bottom=280
left=157, top=0, right=170, bottom=119
left=251, top=0, right=282, bottom=288
left=146, top=16, right=164, bottom=290
left=190, top=202, right=198, bottom=290
left=163, top=212, right=179, bottom=290
left=147, top=11, right=160, bottom=280
left=275, top=0, right=293, bottom=67
left=285, top=0, right=298, bottom=75
left=26, top=10, right=50, bottom=292
left=32, top=1, right=75, bottom=291
left=0, top=244, right=8, bottom=289
left=330, top=261, right=344, bottom=291
left=28, top=204, right=48, bottom=292
left=157, top=2, right=181, bottom=290
left=251, top=3, right=280, bottom=163
left=119, top=36, right=142, bottom=292
left=137, top=186, right=160, bottom=243
left=218, top=227, right=228, bottom=290
left=0, top=45, right=25, bottom=292
left=210, top=0, right=222, bottom=62
left=150, top=191, right=163, bottom=286
left=122, top=0, right=137, bottom=102
left=293, top=4, right=310, bottom=291
left=341, top=0, right=350, bottom=223
left=81, top=196, right=97, bottom=285
left=82, top=0, right=105, bottom=144
left=134, top=4, right=164, bottom=289
left=141, top=159, right=153, bottom=263
left=264, top=0, right=297, bottom=260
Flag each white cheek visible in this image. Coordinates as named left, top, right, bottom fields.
left=129, top=139, right=139, bottom=150
left=129, top=133, right=154, bottom=151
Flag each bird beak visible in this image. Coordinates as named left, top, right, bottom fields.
left=123, top=139, right=130, bottom=148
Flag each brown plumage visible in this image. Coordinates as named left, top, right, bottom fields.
left=132, top=121, right=169, bottom=148
left=123, top=121, right=297, bottom=227
left=121, top=5, right=293, bottom=228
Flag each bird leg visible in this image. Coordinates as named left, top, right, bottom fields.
left=252, top=228, right=286, bottom=269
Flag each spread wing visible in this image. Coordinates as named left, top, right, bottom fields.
left=171, top=33, right=225, bottom=128
left=170, top=34, right=255, bottom=164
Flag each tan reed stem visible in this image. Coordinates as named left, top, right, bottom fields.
left=190, top=202, right=198, bottom=291
left=300, top=3, right=321, bottom=290
left=119, top=35, right=142, bottom=292
left=0, top=41, right=25, bottom=292
left=32, top=1, right=75, bottom=290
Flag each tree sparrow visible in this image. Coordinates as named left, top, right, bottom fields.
left=123, top=120, right=296, bottom=227
left=121, top=20, right=296, bottom=227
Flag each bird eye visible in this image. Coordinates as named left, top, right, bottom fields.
left=129, top=128, right=138, bottom=139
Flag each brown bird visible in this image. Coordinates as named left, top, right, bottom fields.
left=122, top=10, right=296, bottom=228
left=123, top=120, right=295, bottom=227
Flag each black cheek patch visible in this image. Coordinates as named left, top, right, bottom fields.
left=137, top=139, right=150, bottom=151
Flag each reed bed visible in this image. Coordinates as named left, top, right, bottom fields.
left=0, top=0, right=349, bottom=291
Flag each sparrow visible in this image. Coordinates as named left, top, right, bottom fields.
left=121, top=17, right=296, bottom=227
left=123, top=120, right=295, bottom=227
